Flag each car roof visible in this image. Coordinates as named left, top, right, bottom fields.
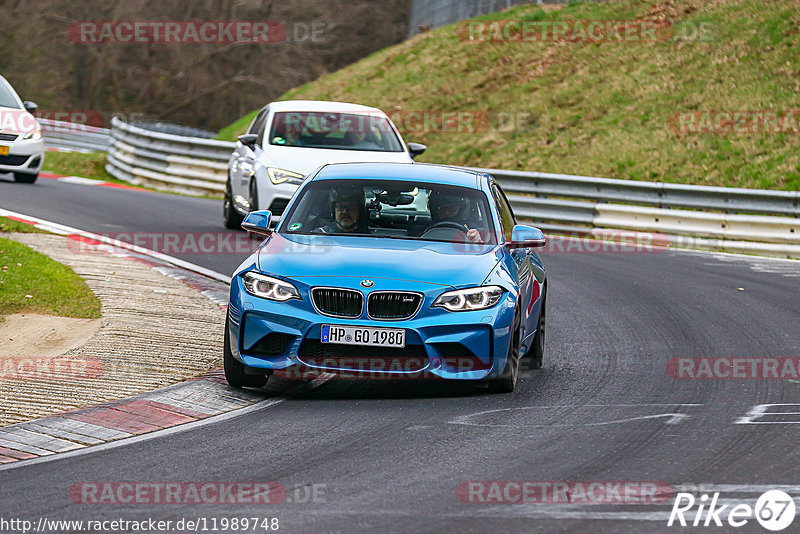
left=313, top=162, right=486, bottom=189
left=268, top=100, right=387, bottom=115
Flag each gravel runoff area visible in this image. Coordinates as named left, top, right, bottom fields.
left=0, top=232, right=226, bottom=427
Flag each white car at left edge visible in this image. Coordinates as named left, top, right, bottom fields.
left=224, top=100, right=427, bottom=229
left=0, top=74, right=43, bottom=184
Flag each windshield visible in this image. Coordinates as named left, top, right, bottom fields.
left=0, top=82, right=21, bottom=109
left=268, top=111, right=404, bottom=152
left=280, top=179, right=497, bottom=245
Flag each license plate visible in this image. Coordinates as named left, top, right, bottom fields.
left=321, top=324, right=405, bottom=348
left=0, top=146, right=8, bottom=155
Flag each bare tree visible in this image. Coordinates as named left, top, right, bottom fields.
left=1, top=0, right=410, bottom=129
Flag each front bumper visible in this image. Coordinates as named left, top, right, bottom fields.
left=227, top=274, right=516, bottom=381
left=0, top=138, right=44, bottom=175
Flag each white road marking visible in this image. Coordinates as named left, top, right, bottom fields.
left=703, top=253, right=800, bottom=279
left=449, top=404, right=701, bottom=428
left=735, top=404, right=800, bottom=424
left=55, top=176, right=105, bottom=185
left=675, top=484, right=800, bottom=494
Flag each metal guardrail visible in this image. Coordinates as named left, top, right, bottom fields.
left=105, top=117, right=234, bottom=196
left=40, top=118, right=111, bottom=153
left=129, top=122, right=217, bottom=139
left=102, top=117, right=800, bottom=258
left=472, top=167, right=800, bottom=258
left=409, top=0, right=567, bottom=37
left=479, top=168, right=800, bottom=217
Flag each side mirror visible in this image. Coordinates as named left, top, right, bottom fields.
left=505, top=224, right=546, bottom=249
left=407, top=142, right=427, bottom=159
left=237, top=133, right=259, bottom=148
left=23, top=101, right=38, bottom=114
left=242, top=210, right=273, bottom=235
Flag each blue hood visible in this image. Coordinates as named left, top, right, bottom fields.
left=256, top=233, right=502, bottom=289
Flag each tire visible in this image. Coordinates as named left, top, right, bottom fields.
left=524, top=286, right=546, bottom=370
left=223, top=317, right=269, bottom=389
left=486, top=310, right=522, bottom=393
left=13, top=172, right=37, bottom=184
left=223, top=179, right=244, bottom=230
left=249, top=179, right=259, bottom=212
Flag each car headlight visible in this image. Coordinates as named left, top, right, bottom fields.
left=236, top=160, right=255, bottom=178
left=432, top=286, right=504, bottom=312
left=242, top=272, right=301, bottom=302
left=23, top=129, right=42, bottom=141
left=267, top=167, right=304, bottom=185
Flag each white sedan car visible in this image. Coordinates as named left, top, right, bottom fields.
left=0, top=75, right=44, bottom=184
left=224, top=100, right=426, bottom=228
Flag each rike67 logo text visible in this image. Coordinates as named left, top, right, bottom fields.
left=668, top=490, right=795, bottom=531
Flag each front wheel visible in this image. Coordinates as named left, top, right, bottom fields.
left=486, top=311, right=521, bottom=393
left=13, top=172, right=37, bottom=184
left=223, top=179, right=244, bottom=229
left=249, top=179, right=259, bottom=212
left=223, top=317, right=269, bottom=389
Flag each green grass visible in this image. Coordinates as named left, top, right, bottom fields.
left=217, top=0, right=800, bottom=190
left=0, top=216, right=47, bottom=234
left=216, top=118, right=253, bottom=143
left=42, top=151, right=116, bottom=182
left=0, top=237, right=101, bottom=320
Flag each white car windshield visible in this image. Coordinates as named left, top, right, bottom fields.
left=269, top=112, right=404, bottom=152
left=0, top=83, right=21, bottom=109
left=281, top=179, right=497, bottom=245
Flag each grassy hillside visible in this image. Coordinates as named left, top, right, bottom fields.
left=218, top=0, right=800, bottom=191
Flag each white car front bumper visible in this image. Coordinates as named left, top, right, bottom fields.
left=0, top=135, right=44, bottom=176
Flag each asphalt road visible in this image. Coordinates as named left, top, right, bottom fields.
left=2, top=175, right=800, bottom=533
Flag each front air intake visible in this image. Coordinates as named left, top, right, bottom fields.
left=311, top=287, right=363, bottom=318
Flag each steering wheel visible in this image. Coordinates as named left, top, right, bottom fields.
left=420, top=220, right=469, bottom=238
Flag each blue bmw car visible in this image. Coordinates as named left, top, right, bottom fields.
left=225, top=162, right=547, bottom=393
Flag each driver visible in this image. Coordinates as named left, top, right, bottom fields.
left=314, top=185, right=368, bottom=234
left=345, top=129, right=380, bottom=150
left=427, top=190, right=484, bottom=243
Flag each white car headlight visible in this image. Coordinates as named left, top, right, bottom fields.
left=432, top=286, right=504, bottom=312
left=23, top=129, right=42, bottom=141
left=267, top=167, right=304, bottom=185
left=237, top=160, right=255, bottom=178
left=243, top=272, right=301, bottom=302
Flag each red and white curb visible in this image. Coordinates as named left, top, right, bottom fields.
left=0, top=370, right=264, bottom=463
left=0, top=370, right=331, bottom=468
left=0, top=209, right=331, bottom=468
left=39, top=171, right=146, bottom=192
